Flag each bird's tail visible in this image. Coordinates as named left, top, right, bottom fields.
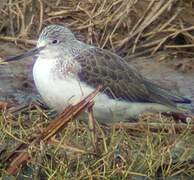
left=145, top=80, right=192, bottom=108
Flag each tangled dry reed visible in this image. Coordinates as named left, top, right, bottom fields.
left=0, top=0, right=194, bottom=57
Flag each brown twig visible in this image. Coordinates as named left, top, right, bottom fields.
left=48, top=138, right=94, bottom=155
left=0, top=36, right=36, bottom=45
left=4, top=86, right=102, bottom=175
left=0, top=100, right=11, bottom=110
left=87, top=102, right=98, bottom=153
left=112, top=122, right=194, bottom=134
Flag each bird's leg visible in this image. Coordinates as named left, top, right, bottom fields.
left=87, top=101, right=98, bottom=153
left=78, top=79, right=84, bottom=100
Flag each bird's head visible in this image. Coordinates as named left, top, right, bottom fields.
left=4, top=25, right=76, bottom=62
left=37, top=25, right=76, bottom=49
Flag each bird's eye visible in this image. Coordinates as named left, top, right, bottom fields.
left=52, top=39, right=60, bottom=44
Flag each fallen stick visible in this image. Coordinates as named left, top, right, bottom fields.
left=4, top=86, right=102, bottom=175
left=112, top=122, right=194, bottom=134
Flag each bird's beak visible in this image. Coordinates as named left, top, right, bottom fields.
left=3, top=46, right=45, bottom=62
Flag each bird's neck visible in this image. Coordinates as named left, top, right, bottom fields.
left=35, top=40, right=90, bottom=80
left=66, top=40, right=91, bottom=56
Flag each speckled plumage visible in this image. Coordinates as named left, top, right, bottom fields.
left=76, top=47, right=180, bottom=107
left=32, top=25, right=191, bottom=122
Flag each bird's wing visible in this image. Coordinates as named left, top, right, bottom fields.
left=73, top=47, right=177, bottom=107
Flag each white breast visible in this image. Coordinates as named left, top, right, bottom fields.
left=33, top=55, right=172, bottom=123
left=33, top=56, right=88, bottom=107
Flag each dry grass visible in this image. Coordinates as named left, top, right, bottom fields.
left=1, top=107, right=194, bottom=179
left=0, top=0, right=194, bottom=179
left=0, top=0, right=194, bottom=57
